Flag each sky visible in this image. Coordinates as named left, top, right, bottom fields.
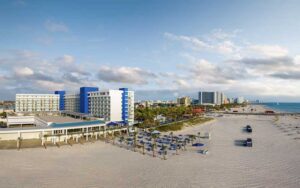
left=1, top=0, right=300, bottom=102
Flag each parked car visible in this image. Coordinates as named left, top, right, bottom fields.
left=246, top=125, right=252, bottom=133
left=244, top=138, right=253, bottom=147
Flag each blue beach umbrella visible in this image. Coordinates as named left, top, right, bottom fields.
left=192, top=143, right=204, bottom=147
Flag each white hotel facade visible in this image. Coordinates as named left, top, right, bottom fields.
left=15, top=94, right=59, bottom=113
left=88, top=89, right=134, bottom=125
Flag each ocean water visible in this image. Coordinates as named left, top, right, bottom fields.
left=262, top=103, right=300, bottom=113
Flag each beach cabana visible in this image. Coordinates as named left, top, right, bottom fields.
left=151, top=130, right=161, bottom=135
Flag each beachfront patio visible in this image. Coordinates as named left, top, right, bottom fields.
left=105, top=130, right=211, bottom=160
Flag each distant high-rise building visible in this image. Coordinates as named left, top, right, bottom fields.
left=229, top=98, right=235, bottom=104
left=177, top=96, right=191, bottom=107
left=198, top=91, right=224, bottom=105
left=192, top=99, right=199, bottom=105
left=235, top=97, right=245, bottom=104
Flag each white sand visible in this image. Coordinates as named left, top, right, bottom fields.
left=0, top=114, right=300, bottom=188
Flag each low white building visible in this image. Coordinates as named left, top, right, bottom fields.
left=154, top=115, right=166, bottom=123
left=6, top=116, right=35, bottom=127
left=15, top=94, right=59, bottom=113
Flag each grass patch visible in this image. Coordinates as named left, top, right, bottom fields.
left=155, top=117, right=213, bottom=132
left=156, top=122, right=184, bottom=132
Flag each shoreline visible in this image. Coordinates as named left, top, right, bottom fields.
left=231, top=104, right=300, bottom=115
left=257, top=103, right=300, bottom=113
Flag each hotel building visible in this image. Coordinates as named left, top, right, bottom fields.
left=88, top=88, right=134, bottom=125
left=64, top=93, right=80, bottom=112
left=15, top=87, right=134, bottom=125
left=15, top=94, right=59, bottom=113
left=60, top=87, right=99, bottom=113
left=54, top=91, right=65, bottom=110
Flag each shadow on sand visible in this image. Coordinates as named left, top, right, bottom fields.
left=241, top=127, right=251, bottom=133
left=234, top=139, right=245, bottom=147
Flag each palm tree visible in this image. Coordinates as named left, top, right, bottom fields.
left=17, top=137, right=22, bottom=150
left=119, top=136, right=124, bottom=148
left=102, top=128, right=106, bottom=139
left=133, top=132, right=137, bottom=152
left=183, top=140, right=187, bottom=151
left=112, top=132, right=115, bottom=145
left=162, top=144, right=167, bottom=160
left=197, top=132, right=201, bottom=142
left=142, top=141, right=145, bottom=155
left=175, top=137, right=179, bottom=155
left=170, top=132, right=174, bottom=142
left=43, top=135, right=48, bottom=149
left=189, top=135, right=196, bottom=145
left=151, top=134, right=158, bottom=157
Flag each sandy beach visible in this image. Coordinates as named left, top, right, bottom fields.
left=1, top=108, right=300, bottom=188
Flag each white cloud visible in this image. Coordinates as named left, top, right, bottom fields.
left=44, top=20, right=69, bottom=32
left=216, top=40, right=236, bottom=54
left=56, top=54, right=75, bottom=64
left=247, top=45, right=288, bottom=57
left=14, top=67, right=34, bottom=76
left=173, top=79, right=190, bottom=89
left=0, top=50, right=96, bottom=98
left=164, top=32, right=211, bottom=50
left=209, top=29, right=241, bottom=40
left=294, top=55, right=300, bottom=65
left=16, top=50, right=38, bottom=58
left=1, top=28, right=300, bottom=100
left=97, top=66, right=156, bottom=85
left=164, top=31, right=239, bottom=56
left=36, top=80, right=64, bottom=90
left=161, top=31, right=300, bottom=99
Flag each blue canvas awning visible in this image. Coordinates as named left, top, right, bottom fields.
left=106, top=122, right=119, bottom=126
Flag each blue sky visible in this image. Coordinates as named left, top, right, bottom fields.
left=1, top=0, right=300, bottom=101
